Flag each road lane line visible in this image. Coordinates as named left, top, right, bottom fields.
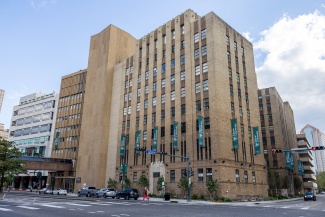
left=65, top=203, right=91, bottom=207
left=301, top=207, right=309, bottom=210
left=0, top=207, right=12, bottom=211
left=17, top=206, right=40, bottom=210
left=39, top=204, right=65, bottom=208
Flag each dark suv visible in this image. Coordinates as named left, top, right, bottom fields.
left=116, top=188, right=139, bottom=200
left=304, top=192, right=316, bottom=201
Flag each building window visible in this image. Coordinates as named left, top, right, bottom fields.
left=128, top=106, right=131, bottom=114
left=137, top=103, right=140, bottom=111
left=206, top=168, right=212, bottom=180
left=144, top=100, right=148, bottom=109
left=172, top=30, right=175, bottom=39
left=269, top=126, right=274, bottom=132
left=226, top=35, right=229, bottom=45
left=137, top=88, right=141, bottom=97
left=170, top=170, right=175, bottom=182
left=153, top=82, right=157, bottom=91
left=171, top=91, right=175, bottom=101
left=171, top=59, right=175, bottom=69
left=152, top=112, right=156, bottom=123
left=181, top=87, right=185, bottom=98
left=143, top=131, right=147, bottom=140
left=171, top=74, right=175, bottom=85
left=203, top=80, right=208, bottom=91
left=163, top=35, right=166, bottom=44
left=181, top=40, right=185, bottom=49
left=161, top=126, right=165, bottom=137
left=194, top=32, right=199, bottom=43
left=204, top=117, right=210, bottom=129
left=227, top=51, right=231, bottom=62
left=136, top=117, right=139, bottom=127
left=133, top=172, right=138, bottom=182
left=238, top=89, right=241, bottom=99
left=235, top=57, right=238, bottom=66
left=180, top=55, right=185, bottom=65
left=203, top=98, right=209, bottom=110
left=161, top=78, right=165, bottom=88
left=201, top=29, right=206, bottom=40
left=195, top=65, right=200, bottom=76
left=129, top=79, right=132, bottom=87
left=124, top=94, right=127, bottom=102
left=153, top=67, right=157, bottom=76
left=202, top=62, right=208, bottom=73
left=236, top=72, right=240, bottom=83
left=181, top=104, right=186, bottom=115
left=125, top=81, right=129, bottom=88
left=244, top=77, right=247, bottom=86
left=146, top=58, right=149, bottom=66
left=241, top=47, right=244, bottom=56
left=144, top=115, right=147, bottom=125
left=171, top=45, right=175, bottom=53
left=194, top=48, right=200, bottom=59
left=128, top=92, right=132, bottom=100
left=247, top=109, right=250, bottom=119
left=162, top=63, right=166, bottom=73
left=181, top=122, right=186, bottom=133
left=196, top=100, right=201, bottom=112
left=154, top=40, right=157, bottom=49
left=231, top=102, right=235, bottom=113
left=161, top=94, right=165, bottom=104
left=230, top=84, right=233, bottom=95
left=198, top=169, right=203, bottom=182
left=248, top=126, right=252, bottom=138
left=180, top=70, right=185, bottom=80
left=145, top=85, right=148, bottom=94
left=239, top=106, right=243, bottom=117
left=236, top=169, right=240, bottom=182
left=145, top=71, right=149, bottom=80
left=252, top=171, right=256, bottom=183
left=125, top=68, right=129, bottom=76
left=152, top=97, right=156, bottom=106
left=161, top=110, right=165, bottom=120
left=138, top=74, right=141, bottom=83
left=123, top=107, right=127, bottom=116
left=244, top=170, right=248, bottom=183
left=234, top=41, right=237, bottom=51
left=228, top=68, right=232, bottom=78
left=171, top=107, right=175, bottom=117
left=202, top=45, right=207, bottom=56
left=181, top=25, right=185, bottom=35
left=195, top=83, right=201, bottom=93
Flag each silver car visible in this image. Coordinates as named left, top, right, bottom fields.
left=104, top=188, right=116, bottom=198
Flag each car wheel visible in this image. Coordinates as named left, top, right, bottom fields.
left=116, top=195, right=120, bottom=199
left=104, top=194, right=107, bottom=198
left=58, top=193, right=60, bottom=195
left=112, top=196, right=115, bottom=199
left=304, top=198, right=306, bottom=201
left=87, top=193, right=91, bottom=197
left=78, top=194, right=81, bottom=197
left=134, top=198, right=138, bottom=200
left=39, top=192, right=41, bottom=194
left=125, top=195, right=130, bottom=200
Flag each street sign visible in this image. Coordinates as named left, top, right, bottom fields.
left=146, top=150, right=156, bottom=154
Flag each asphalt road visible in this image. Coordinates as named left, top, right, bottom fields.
left=0, top=193, right=324, bottom=217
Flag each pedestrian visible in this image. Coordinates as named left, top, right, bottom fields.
left=142, top=187, right=150, bottom=203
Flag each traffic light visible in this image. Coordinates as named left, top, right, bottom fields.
left=190, top=170, right=194, bottom=177
left=272, top=149, right=283, bottom=154
left=182, top=170, right=188, bottom=177
left=311, top=146, right=325, bottom=151
left=140, top=147, right=146, bottom=152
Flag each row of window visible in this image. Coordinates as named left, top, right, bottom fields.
left=12, top=136, right=50, bottom=146
left=15, top=100, right=55, bottom=116
left=52, top=147, right=77, bottom=154
left=59, top=93, right=83, bottom=102
left=13, top=112, right=53, bottom=126
left=58, top=103, right=82, bottom=112
left=11, top=124, right=52, bottom=137
left=226, top=35, right=245, bottom=56
left=235, top=169, right=256, bottom=183
left=56, top=114, right=81, bottom=122
left=55, top=124, right=80, bottom=133
left=57, top=136, right=79, bottom=143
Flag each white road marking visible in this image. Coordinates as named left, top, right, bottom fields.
left=263, top=206, right=272, bottom=207
left=120, top=214, right=130, bottom=216
left=0, top=207, right=12, bottom=211
left=280, top=206, right=290, bottom=209
left=39, top=204, right=65, bottom=208
left=88, top=211, right=97, bottom=213
left=65, top=203, right=91, bottom=207
left=17, top=206, right=40, bottom=210
left=301, top=207, right=309, bottom=210
left=97, top=211, right=104, bottom=213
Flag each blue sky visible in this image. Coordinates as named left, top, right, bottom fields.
left=1, top=0, right=325, bottom=133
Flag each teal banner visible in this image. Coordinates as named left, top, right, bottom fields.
left=298, top=160, right=304, bottom=175
left=153, top=127, right=158, bottom=151
left=54, top=132, right=60, bottom=150
left=173, top=122, right=178, bottom=149
left=290, top=152, right=294, bottom=170
left=285, top=152, right=294, bottom=170
left=120, top=164, right=127, bottom=173
left=253, top=127, right=261, bottom=154
left=120, top=134, right=125, bottom=157
left=135, top=131, right=141, bottom=154
left=198, top=116, right=204, bottom=147
left=231, top=119, right=239, bottom=150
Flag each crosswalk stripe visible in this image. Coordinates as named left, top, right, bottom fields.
left=39, top=204, right=65, bottom=208
left=0, top=207, right=12, bottom=211
left=301, top=207, right=309, bottom=210
left=17, top=206, right=40, bottom=210
left=65, top=203, right=91, bottom=207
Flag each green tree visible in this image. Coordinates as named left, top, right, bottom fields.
left=137, top=174, right=149, bottom=188
left=177, top=178, right=192, bottom=197
left=0, top=139, right=26, bottom=193
left=157, top=176, right=165, bottom=195
left=281, top=175, right=290, bottom=189
left=206, top=177, right=219, bottom=200
left=316, top=172, right=325, bottom=191
left=293, top=176, right=303, bottom=194
left=124, top=177, right=131, bottom=188
left=107, top=178, right=117, bottom=189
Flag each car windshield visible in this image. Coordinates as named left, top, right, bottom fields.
left=100, top=188, right=107, bottom=191
left=306, top=192, right=313, bottom=195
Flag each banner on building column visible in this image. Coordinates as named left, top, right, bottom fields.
left=120, top=134, right=125, bottom=157
left=135, top=131, right=141, bottom=154
left=173, top=122, right=178, bottom=150
left=198, top=116, right=204, bottom=147
left=253, top=127, right=261, bottom=154
left=231, top=119, right=239, bottom=150
left=54, top=132, right=60, bottom=150
left=285, top=152, right=294, bottom=170
left=153, top=126, right=158, bottom=151
left=290, top=152, right=294, bottom=170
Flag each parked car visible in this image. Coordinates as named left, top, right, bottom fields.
left=45, top=189, right=53, bottom=194
left=104, top=188, right=117, bottom=198
left=96, top=188, right=109, bottom=198
left=116, top=188, right=139, bottom=200
left=304, top=192, right=316, bottom=201
left=39, top=188, right=47, bottom=194
left=320, top=191, right=325, bottom=194
left=78, top=186, right=97, bottom=197
left=52, top=188, right=67, bottom=195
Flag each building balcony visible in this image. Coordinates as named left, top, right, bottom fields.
left=300, top=157, right=314, bottom=166
left=303, top=181, right=317, bottom=189
left=303, top=174, right=316, bottom=181
left=303, top=166, right=316, bottom=174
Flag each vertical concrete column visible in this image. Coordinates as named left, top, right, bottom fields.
left=19, top=177, right=24, bottom=190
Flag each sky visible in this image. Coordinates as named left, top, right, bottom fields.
left=0, top=0, right=324, bottom=133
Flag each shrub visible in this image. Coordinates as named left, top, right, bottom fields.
left=199, top=195, right=205, bottom=200
left=191, top=194, right=199, bottom=200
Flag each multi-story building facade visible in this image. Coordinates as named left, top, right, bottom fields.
left=50, top=69, right=87, bottom=192
left=0, top=89, right=4, bottom=112
left=8, top=91, right=58, bottom=189
left=297, top=133, right=317, bottom=193
left=0, top=123, right=9, bottom=140
left=258, top=87, right=299, bottom=195
left=75, top=9, right=268, bottom=198
left=301, top=124, right=325, bottom=173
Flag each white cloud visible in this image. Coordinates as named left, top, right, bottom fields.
left=254, top=10, right=325, bottom=132
left=242, top=32, right=253, bottom=43
left=30, top=0, right=57, bottom=10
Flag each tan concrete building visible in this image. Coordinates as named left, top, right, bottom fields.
left=258, top=87, right=299, bottom=195
left=0, top=89, right=4, bottom=112
left=297, top=133, right=317, bottom=193
left=0, top=123, right=9, bottom=140
left=51, top=69, right=87, bottom=191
